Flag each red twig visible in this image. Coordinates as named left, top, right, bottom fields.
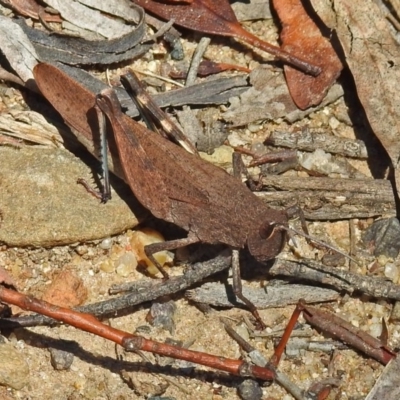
left=0, top=286, right=276, bottom=381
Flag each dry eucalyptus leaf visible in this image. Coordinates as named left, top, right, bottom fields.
left=76, top=0, right=141, bottom=23
left=0, top=16, right=38, bottom=82
left=42, top=0, right=134, bottom=39
left=315, top=0, right=400, bottom=197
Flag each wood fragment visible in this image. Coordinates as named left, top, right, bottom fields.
left=257, top=175, right=395, bottom=220
left=267, top=130, right=368, bottom=159
left=270, top=259, right=400, bottom=300
left=186, top=36, right=211, bottom=86
left=186, top=282, right=339, bottom=308
left=223, top=320, right=305, bottom=400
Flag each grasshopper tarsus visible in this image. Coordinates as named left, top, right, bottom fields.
left=100, top=191, right=112, bottom=204
left=231, top=249, right=266, bottom=330
left=77, top=178, right=107, bottom=202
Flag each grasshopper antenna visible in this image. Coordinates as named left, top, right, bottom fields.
left=276, top=224, right=360, bottom=265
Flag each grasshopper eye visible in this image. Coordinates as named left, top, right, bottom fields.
left=258, top=222, right=275, bottom=240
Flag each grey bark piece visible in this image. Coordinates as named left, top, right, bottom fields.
left=185, top=282, right=339, bottom=308
left=366, top=357, right=400, bottom=400
left=0, top=147, right=138, bottom=247
left=175, top=108, right=204, bottom=150
left=232, top=0, right=272, bottom=21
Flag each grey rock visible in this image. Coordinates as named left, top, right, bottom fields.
left=0, top=343, right=30, bottom=390
left=49, top=347, right=74, bottom=370
left=238, top=379, right=263, bottom=400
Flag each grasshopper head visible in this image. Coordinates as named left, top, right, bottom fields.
left=247, top=211, right=287, bottom=262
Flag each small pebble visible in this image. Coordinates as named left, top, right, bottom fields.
left=384, top=263, right=399, bottom=282
left=100, top=259, right=115, bottom=273
left=115, top=252, right=137, bottom=277
left=135, top=325, right=152, bottom=334
left=235, top=323, right=250, bottom=342
left=329, top=116, right=340, bottom=130
left=247, top=123, right=262, bottom=133
left=75, top=245, right=88, bottom=256
left=99, top=238, right=113, bottom=250
left=250, top=141, right=266, bottom=157
left=50, top=348, right=74, bottom=370
left=369, top=323, right=383, bottom=338
left=238, top=379, right=262, bottom=400
left=147, top=301, right=177, bottom=333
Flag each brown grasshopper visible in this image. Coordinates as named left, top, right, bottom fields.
left=33, top=63, right=288, bottom=327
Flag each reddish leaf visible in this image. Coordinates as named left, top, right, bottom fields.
left=169, top=60, right=251, bottom=79
left=2, top=0, right=62, bottom=22
left=132, top=0, right=320, bottom=75
left=272, top=0, right=343, bottom=109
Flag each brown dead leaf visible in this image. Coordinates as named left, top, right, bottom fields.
left=133, top=0, right=320, bottom=75
left=42, top=270, right=87, bottom=308
left=2, top=0, right=62, bottom=22
left=315, top=0, right=400, bottom=197
left=272, top=0, right=342, bottom=109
